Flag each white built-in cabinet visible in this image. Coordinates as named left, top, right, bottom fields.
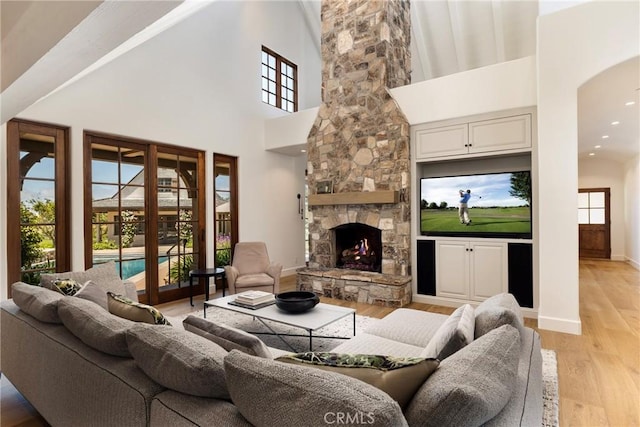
left=414, top=113, right=531, bottom=160
left=436, top=240, right=507, bottom=302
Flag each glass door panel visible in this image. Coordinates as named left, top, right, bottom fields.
left=213, top=154, right=237, bottom=268
left=13, top=129, right=63, bottom=284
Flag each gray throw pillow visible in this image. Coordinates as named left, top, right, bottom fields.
left=58, top=296, right=133, bottom=357
left=183, top=315, right=272, bottom=358
left=11, top=282, right=64, bottom=324
left=421, top=304, right=475, bottom=360
left=475, top=293, right=525, bottom=340
left=126, top=323, right=229, bottom=399
left=405, top=325, right=521, bottom=427
left=41, top=262, right=127, bottom=309
left=74, top=280, right=108, bottom=308
left=224, top=350, right=408, bottom=427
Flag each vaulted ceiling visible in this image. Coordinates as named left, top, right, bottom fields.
left=1, top=0, right=638, bottom=162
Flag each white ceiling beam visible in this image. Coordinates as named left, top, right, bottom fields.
left=297, top=0, right=321, bottom=55
left=410, top=3, right=434, bottom=80
left=1, top=0, right=190, bottom=124
left=446, top=0, right=468, bottom=72
left=491, top=0, right=506, bottom=63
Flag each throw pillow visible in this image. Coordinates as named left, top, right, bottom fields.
left=420, top=304, right=475, bottom=360
left=11, top=282, right=64, bottom=324
left=126, top=323, right=229, bottom=399
left=53, top=279, right=82, bottom=296
left=276, top=352, right=439, bottom=409
left=107, top=292, right=171, bottom=325
left=183, top=315, right=272, bottom=358
left=41, top=262, right=128, bottom=310
left=475, top=293, right=525, bottom=340
left=225, top=350, right=408, bottom=427
left=405, top=325, right=521, bottom=427
left=74, top=280, right=108, bottom=308
left=57, top=296, right=133, bottom=357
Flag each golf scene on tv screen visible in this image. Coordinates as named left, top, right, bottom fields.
left=420, top=171, right=532, bottom=239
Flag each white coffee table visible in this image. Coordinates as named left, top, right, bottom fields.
left=204, top=295, right=356, bottom=352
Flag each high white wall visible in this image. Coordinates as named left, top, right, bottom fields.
left=537, top=1, right=639, bottom=334
left=578, top=157, right=627, bottom=260
left=0, top=1, right=321, bottom=298
left=624, top=155, right=640, bottom=269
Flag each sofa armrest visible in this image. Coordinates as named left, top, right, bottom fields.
left=267, top=263, right=283, bottom=294
left=224, top=266, right=240, bottom=294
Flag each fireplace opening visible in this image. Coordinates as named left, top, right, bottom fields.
left=334, top=224, right=382, bottom=273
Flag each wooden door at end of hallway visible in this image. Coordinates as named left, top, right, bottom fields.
left=578, top=188, right=611, bottom=259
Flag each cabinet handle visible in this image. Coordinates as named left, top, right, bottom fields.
left=470, top=248, right=473, bottom=252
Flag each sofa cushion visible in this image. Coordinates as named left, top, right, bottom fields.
left=276, top=352, right=438, bottom=409
left=183, top=315, right=272, bottom=358
left=58, top=296, right=133, bottom=357
left=475, top=293, right=525, bottom=340
left=53, top=279, right=82, bottom=296
left=364, top=308, right=448, bottom=347
left=107, top=292, right=171, bottom=325
left=11, top=282, right=64, bottom=324
left=421, top=304, right=475, bottom=360
left=224, top=350, right=408, bottom=427
left=405, top=325, right=521, bottom=427
left=126, top=323, right=229, bottom=399
left=331, top=332, right=425, bottom=357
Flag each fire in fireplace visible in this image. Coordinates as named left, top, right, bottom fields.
left=334, top=224, right=382, bottom=273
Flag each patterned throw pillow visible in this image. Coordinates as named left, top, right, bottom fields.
left=53, top=279, right=82, bottom=296
left=277, top=352, right=439, bottom=408
left=107, top=292, right=171, bottom=326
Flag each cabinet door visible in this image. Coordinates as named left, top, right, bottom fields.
left=468, top=114, right=531, bottom=154
left=469, top=241, right=507, bottom=301
left=436, top=241, right=470, bottom=298
left=415, top=124, right=469, bottom=159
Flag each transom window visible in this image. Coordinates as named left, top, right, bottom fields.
left=261, top=46, right=297, bottom=112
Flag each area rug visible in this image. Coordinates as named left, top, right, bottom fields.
left=541, top=349, right=559, bottom=427
left=169, top=309, right=560, bottom=426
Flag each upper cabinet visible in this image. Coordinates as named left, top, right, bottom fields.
left=414, top=113, right=532, bottom=161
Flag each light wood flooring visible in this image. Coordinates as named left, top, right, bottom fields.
left=1, top=259, right=638, bottom=426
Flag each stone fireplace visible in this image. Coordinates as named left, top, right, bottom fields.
left=297, top=0, right=412, bottom=307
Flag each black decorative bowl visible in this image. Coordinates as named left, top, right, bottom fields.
left=275, top=291, right=320, bottom=313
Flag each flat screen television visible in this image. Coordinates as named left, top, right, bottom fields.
left=420, top=171, right=532, bottom=239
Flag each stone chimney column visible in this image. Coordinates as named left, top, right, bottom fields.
left=307, top=0, right=412, bottom=276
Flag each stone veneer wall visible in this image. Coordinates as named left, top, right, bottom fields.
left=306, top=0, right=412, bottom=276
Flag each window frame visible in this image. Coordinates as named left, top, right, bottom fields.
left=6, top=119, right=71, bottom=292
left=261, top=45, right=298, bottom=112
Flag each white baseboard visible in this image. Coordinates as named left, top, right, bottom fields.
left=538, top=315, right=582, bottom=335
left=611, top=254, right=626, bottom=262
left=626, top=257, right=640, bottom=271
left=282, top=266, right=305, bottom=277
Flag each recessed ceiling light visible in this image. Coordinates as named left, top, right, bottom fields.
left=611, top=121, right=620, bottom=125
left=626, top=101, right=636, bottom=106
left=301, top=149, right=307, bottom=153
left=589, top=152, right=595, bottom=156
left=602, top=135, right=609, bottom=139
left=595, top=145, right=601, bottom=149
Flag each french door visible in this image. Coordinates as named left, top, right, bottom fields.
left=213, top=154, right=238, bottom=268
left=6, top=119, right=70, bottom=292
left=84, top=132, right=205, bottom=304
left=578, top=188, right=611, bottom=259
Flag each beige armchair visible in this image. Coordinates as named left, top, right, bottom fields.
left=224, top=242, right=282, bottom=295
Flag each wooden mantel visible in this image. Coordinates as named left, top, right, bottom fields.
left=308, top=190, right=399, bottom=206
